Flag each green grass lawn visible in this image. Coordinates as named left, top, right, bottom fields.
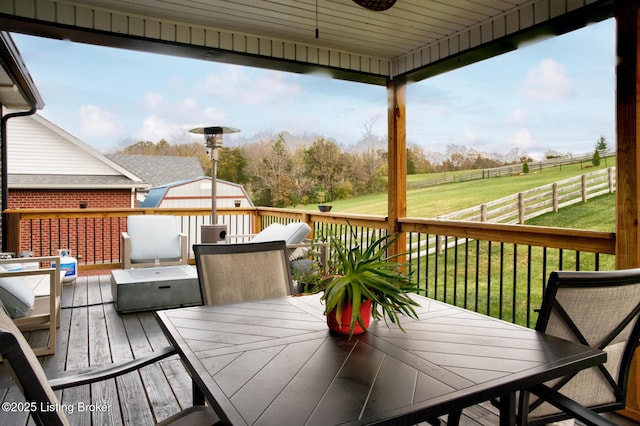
left=300, top=161, right=617, bottom=327
left=299, top=161, right=614, bottom=218
left=526, top=192, right=615, bottom=232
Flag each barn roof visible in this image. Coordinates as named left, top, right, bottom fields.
left=139, top=176, right=253, bottom=207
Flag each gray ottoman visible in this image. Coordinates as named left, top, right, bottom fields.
left=111, top=265, right=201, bottom=313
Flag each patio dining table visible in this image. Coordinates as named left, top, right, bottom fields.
left=155, top=293, right=605, bottom=426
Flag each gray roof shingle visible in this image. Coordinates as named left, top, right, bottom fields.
left=106, top=154, right=204, bottom=188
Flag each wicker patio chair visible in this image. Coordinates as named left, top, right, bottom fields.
left=519, top=269, right=640, bottom=426
left=0, top=302, right=220, bottom=426
left=193, top=240, right=294, bottom=305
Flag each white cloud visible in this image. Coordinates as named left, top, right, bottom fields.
left=509, top=128, right=537, bottom=150
left=136, top=114, right=184, bottom=142
left=507, top=109, right=526, bottom=125
left=464, top=129, right=478, bottom=143
left=78, top=105, right=125, bottom=137
left=200, top=65, right=302, bottom=107
left=521, top=59, right=572, bottom=102
left=143, top=92, right=164, bottom=110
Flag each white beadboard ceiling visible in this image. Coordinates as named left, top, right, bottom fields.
left=0, top=0, right=613, bottom=86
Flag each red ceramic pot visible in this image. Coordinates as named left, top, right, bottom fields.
left=326, top=298, right=372, bottom=335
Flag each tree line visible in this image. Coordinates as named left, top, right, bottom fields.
left=116, top=134, right=527, bottom=208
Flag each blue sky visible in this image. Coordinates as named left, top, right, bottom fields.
left=11, top=17, right=615, bottom=160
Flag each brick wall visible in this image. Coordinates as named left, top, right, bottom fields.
left=9, top=189, right=131, bottom=209
left=9, top=189, right=131, bottom=262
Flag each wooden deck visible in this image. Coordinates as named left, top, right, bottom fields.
left=0, top=274, right=636, bottom=426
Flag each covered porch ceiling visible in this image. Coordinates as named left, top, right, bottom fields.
left=0, top=0, right=613, bottom=86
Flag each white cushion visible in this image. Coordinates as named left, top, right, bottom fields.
left=250, top=223, right=287, bottom=243
left=251, top=222, right=311, bottom=245
left=284, top=222, right=312, bottom=244
left=0, top=271, right=35, bottom=318
left=127, top=215, right=182, bottom=263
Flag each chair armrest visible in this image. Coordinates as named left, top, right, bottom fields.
left=287, top=240, right=329, bottom=272
left=0, top=255, right=62, bottom=296
left=0, top=255, right=61, bottom=267
left=225, top=234, right=256, bottom=243
left=49, top=346, right=177, bottom=390
left=121, top=232, right=131, bottom=268
left=527, top=384, right=618, bottom=426
left=179, top=233, right=188, bottom=263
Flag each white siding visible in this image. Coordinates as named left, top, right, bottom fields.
left=7, top=114, right=121, bottom=175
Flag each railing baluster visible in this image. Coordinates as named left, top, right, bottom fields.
left=499, top=242, right=504, bottom=320
left=443, top=235, right=448, bottom=302
left=453, top=237, right=458, bottom=306
left=511, top=244, right=517, bottom=323
left=473, top=239, right=479, bottom=312
left=526, top=246, right=533, bottom=328
left=486, top=240, right=492, bottom=318
left=464, top=239, right=469, bottom=310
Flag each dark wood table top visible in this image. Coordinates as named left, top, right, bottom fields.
left=156, top=293, right=605, bottom=425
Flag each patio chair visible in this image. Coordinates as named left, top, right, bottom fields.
left=518, top=269, right=640, bottom=426
left=226, top=221, right=329, bottom=276
left=193, top=241, right=294, bottom=305
left=0, top=302, right=220, bottom=426
left=0, top=256, right=62, bottom=355
left=121, top=215, right=188, bottom=269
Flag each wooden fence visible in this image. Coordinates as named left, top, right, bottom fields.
left=408, top=153, right=614, bottom=189
left=438, top=167, right=616, bottom=224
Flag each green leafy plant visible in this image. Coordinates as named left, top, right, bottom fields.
left=320, top=231, right=420, bottom=338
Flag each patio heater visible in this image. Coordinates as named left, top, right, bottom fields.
left=189, top=126, right=240, bottom=243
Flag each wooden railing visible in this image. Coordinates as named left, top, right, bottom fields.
left=4, top=207, right=615, bottom=327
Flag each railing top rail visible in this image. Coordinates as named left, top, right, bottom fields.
left=2, top=207, right=256, bottom=218
left=257, top=207, right=388, bottom=227
left=399, top=217, right=615, bottom=254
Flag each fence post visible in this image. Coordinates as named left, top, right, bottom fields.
left=608, top=167, right=614, bottom=193
left=480, top=204, right=487, bottom=222
left=552, top=183, right=559, bottom=212
left=582, top=174, right=588, bottom=202
left=518, top=193, right=525, bottom=224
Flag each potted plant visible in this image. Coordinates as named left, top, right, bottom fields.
left=320, top=231, right=420, bottom=338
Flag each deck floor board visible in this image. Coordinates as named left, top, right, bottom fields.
left=0, top=275, right=636, bottom=425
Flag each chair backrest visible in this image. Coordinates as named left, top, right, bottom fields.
left=193, top=241, right=294, bottom=305
left=126, top=215, right=183, bottom=263
left=0, top=304, right=68, bottom=426
left=525, top=269, right=640, bottom=423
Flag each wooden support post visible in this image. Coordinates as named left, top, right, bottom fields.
left=615, top=0, right=640, bottom=270
left=552, top=183, right=559, bottom=212
left=4, top=210, right=21, bottom=255
left=387, top=77, right=407, bottom=258
left=615, top=1, right=640, bottom=421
